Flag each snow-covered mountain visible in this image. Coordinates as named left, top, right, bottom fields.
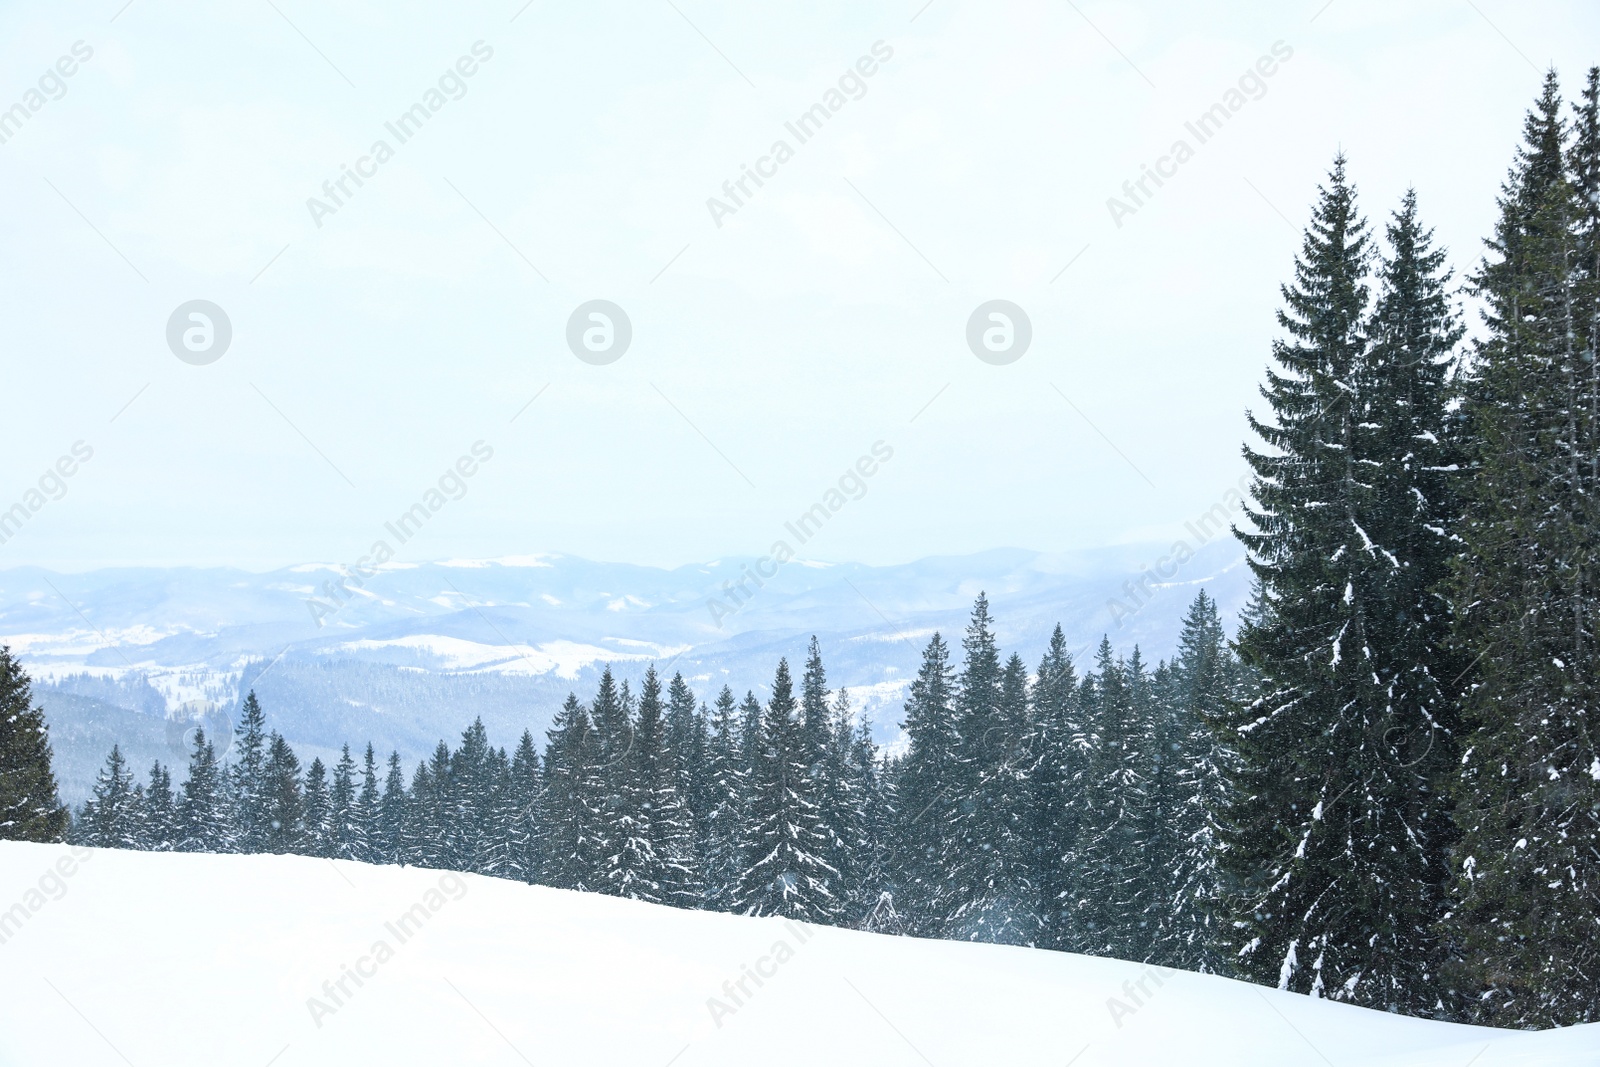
left=1, top=842, right=1593, bottom=1065
left=0, top=543, right=1250, bottom=803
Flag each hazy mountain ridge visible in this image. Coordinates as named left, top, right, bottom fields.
left=1, top=543, right=1249, bottom=803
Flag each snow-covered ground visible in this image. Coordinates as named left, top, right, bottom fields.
left=1, top=842, right=1593, bottom=1066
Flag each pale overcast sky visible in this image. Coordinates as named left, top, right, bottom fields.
left=1, top=0, right=1595, bottom=570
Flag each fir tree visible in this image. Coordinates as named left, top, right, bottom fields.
left=1154, top=591, right=1239, bottom=975
left=1230, top=155, right=1458, bottom=1011
left=0, top=648, right=68, bottom=842
left=800, top=636, right=833, bottom=765
left=1076, top=641, right=1148, bottom=960
left=141, top=761, right=178, bottom=852
left=701, top=686, right=750, bottom=909
left=80, top=745, right=142, bottom=848
left=1447, top=70, right=1600, bottom=1027
left=409, top=740, right=455, bottom=868
left=543, top=694, right=605, bottom=892
left=262, top=733, right=304, bottom=854
left=946, top=596, right=1037, bottom=946
left=302, top=757, right=333, bottom=858
left=847, top=706, right=893, bottom=928
left=231, top=690, right=270, bottom=853
left=1129, top=659, right=1182, bottom=962
left=356, top=743, right=381, bottom=863
left=505, top=729, right=542, bottom=883
left=642, top=668, right=700, bottom=904
left=600, top=669, right=663, bottom=902
left=892, top=632, right=961, bottom=936
left=735, top=658, right=838, bottom=920
left=330, top=745, right=364, bottom=861
left=379, top=751, right=408, bottom=865
left=177, top=728, right=230, bottom=853
left=1024, top=626, right=1084, bottom=952
left=452, top=720, right=498, bottom=873
left=823, top=686, right=874, bottom=922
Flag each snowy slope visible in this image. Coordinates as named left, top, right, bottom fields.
left=0, top=843, right=1593, bottom=1066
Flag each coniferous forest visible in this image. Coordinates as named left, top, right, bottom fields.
left=3, top=67, right=1599, bottom=1031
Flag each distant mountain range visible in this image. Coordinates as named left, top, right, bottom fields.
left=0, top=542, right=1250, bottom=804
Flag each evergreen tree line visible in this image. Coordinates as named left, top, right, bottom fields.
left=64, top=592, right=1244, bottom=977
left=1223, top=69, right=1600, bottom=1028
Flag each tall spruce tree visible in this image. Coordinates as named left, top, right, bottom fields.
left=262, top=733, right=304, bottom=854
left=177, top=728, right=229, bottom=853
left=0, top=648, right=67, bottom=842
left=701, top=686, right=749, bottom=909
left=847, top=705, right=893, bottom=927
left=231, top=690, right=270, bottom=853
left=600, top=669, right=663, bottom=902
left=302, top=757, right=333, bottom=858
left=356, top=743, right=381, bottom=863
left=505, top=729, right=542, bottom=883
left=1154, top=591, right=1239, bottom=974
left=892, top=632, right=961, bottom=936
left=734, top=658, right=837, bottom=920
left=379, top=751, right=408, bottom=865
left=141, top=761, right=178, bottom=852
left=1447, top=71, right=1600, bottom=1027
left=1024, top=626, right=1084, bottom=952
left=1230, top=155, right=1459, bottom=1012
left=1077, top=641, right=1150, bottom=960
left=1129, top=659, right=1183, bottom=962
left=79, top=745, right=142, bottom=848
left=946, top=597, right=1037, bottom=946
left=543, top=694, right=605, bottom=892
left=330, top=745, right=364, bottom=861
left=823, top=686, right=874, bottom=922
left=452, top=720, right=498, bottom=873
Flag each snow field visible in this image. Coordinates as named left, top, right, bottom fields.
left=0, top=842, right=1595, bottom=1066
